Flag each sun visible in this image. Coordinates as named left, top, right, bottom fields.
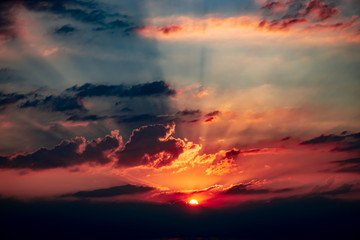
left=189, top=199, right=199, bottom=205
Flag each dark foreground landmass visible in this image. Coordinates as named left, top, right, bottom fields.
left=1, top=196, right=359, bottom=240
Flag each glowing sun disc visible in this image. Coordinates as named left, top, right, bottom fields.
left=189, top=199, right=199, bottom=205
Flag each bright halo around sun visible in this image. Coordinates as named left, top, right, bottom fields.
left=189, top=199, right=199, bottom=205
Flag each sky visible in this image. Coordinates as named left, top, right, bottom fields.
left=0, top=0, right=360, bottom=239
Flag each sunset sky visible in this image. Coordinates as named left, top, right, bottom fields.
left=0, top=0, right=360, bottom=239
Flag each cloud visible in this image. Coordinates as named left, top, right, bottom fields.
left=222, top=181, right=294, bottom=195
left=0, top=0, right=135, bottom=42
left=0, top=1, right=17, bottom=40
left=116, top=114, right=172, bottom=124
left=66, top=114, right=107, bottom=122
left=259, top=18, right=308, bottom=30
left=177, top=109, right=201, bottom=116
left=262, top=1, right=286, bottom=13
left=269, top=0, right=340, bottom=21
left=204, top=149, right=243, bottom=176
left=55, top=24, right=76, bottom=35
left=0, top=123, right=190, bottom=170
left=204, top=116, right=215, bottom=122
left=0, top=130, right=121, bottom=170
left=62, top=184, right=154, bottom=198
left=302, top=0, right=339, bottom=21
left=115, top=123, right=185, bottom=168
left=66, top=113, right=172, bottom=124
left=67, top=81, right=176, bottom=98
left=332, top=157, right=360, bottom=174
left=259, top=0, right=343, bottom=31
left=3, top=80, right=176, bottom=116
left=205, top=110, right=221, bottom=117
left=205, top=147, right=279, bottom=175
left=301, top=134, right=346, bottom=144
left=139, top=8, right=359, bottom=42
left=281, top=136, right=291, bottom=141
left=0, top=91, right=26, bottom=111
left=158, top=25, right=182, bottom=35
left=23, top=0, right=134, bottom=32
left=301, top=132, right=360, bottom=151
left=332, top=137, right=360, bottom=152
left=20, top=95, right=85, bottom=112
left=321, top=184, right=355, bottom=195
left=223, top=183, right=270, bottom=195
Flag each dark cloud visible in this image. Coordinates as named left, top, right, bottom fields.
left=115, top=124, right=184, bottom=168
left=62, top=184, right=154, bottom=198
left=281, top=136, right=291, bottom=141
left=273, top=188, right=294, bottom=193
left=0, top=123, right=189, bottom=170
left=332, top=158, right=360, bottom=174
left=176, top=109, right=201, bottom=116
left=66, top=114, right=108, bottom=122
left=301, top=132, right=360, bottom=152
left=109, top=110, right=208, bottom=125
left=65, top=113, right=172, bottom=124
left=301, top=134, right=346, bottom=144
left=55, top=24, right=76, bottom=35
left=321, top=184, right=354, bottom=195
left=332, top=140, right=360, bottom=152
left=0, top=91, right=26, bottom=111
left=22, top=0, right=132, bottom=29
left=20, top=95, right=85, bottom=112
left=67, top=81, right=176, bottom=98
left=0, top=0, right=135, bottom=40
left=224, top=183, right=270, bottom=195
left=0, top=132, right=121, bottom=170
left=116, top=114, right=172, bottom=124
left=222, top=180, right=296, bottom=195
left=333, top=157, right=360, bottom=165
left=259, top=0, right=341, bottom=30
left=8, top=80, right=176, bottom=116
left=188, top=119, right=199, bottom=123
left=0, top=1, right=17, bottom=39
left=217, top=148, right=265, bottom=162
left=225, top=148, right=241, bottom=159
left=0, top=123, right=184, bottom=170
left=205, top=110, right=221, bottom=117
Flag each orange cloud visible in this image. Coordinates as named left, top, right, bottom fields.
left=42, top=46, right=58, bottom=56
left=137, top=14, right=360, bottom=43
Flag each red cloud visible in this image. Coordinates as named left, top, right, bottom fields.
left=303, top=0, right=340, bottom=21
left=259, top=18, right=308, bottom=30
left=158, top=25, right=182, bottom=35
left=204, top=116, right=215, bottom=122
